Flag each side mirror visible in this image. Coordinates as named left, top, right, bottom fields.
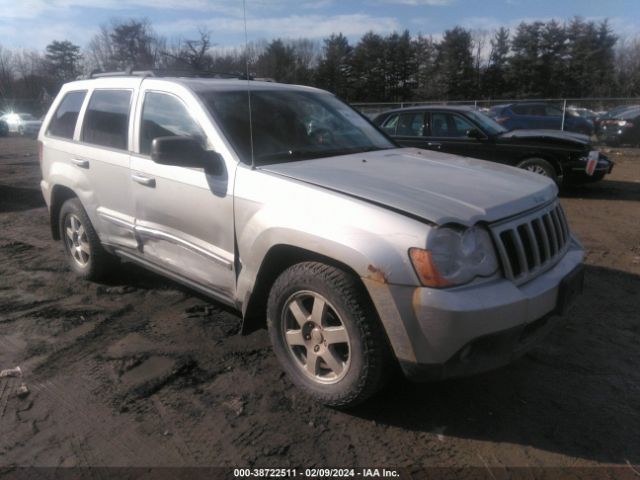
left=466, top=128, right=484, bottom=139
left=150, top=136, right=224, bottom=175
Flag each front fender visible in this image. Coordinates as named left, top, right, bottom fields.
left=233, top=166, right=431, bottom=362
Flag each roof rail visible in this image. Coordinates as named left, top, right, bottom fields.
left=80, top=68, right=253, bottom=80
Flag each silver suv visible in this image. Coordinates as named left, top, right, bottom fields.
left=39, top=73, right=584, bottom=407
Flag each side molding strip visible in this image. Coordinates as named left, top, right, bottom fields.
left=134, top=225, right=233, bottom=271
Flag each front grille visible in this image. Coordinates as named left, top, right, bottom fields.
left=491, top=202, right=571, bottom=284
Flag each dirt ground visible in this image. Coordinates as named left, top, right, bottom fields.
left=0, top=136, right=639, bottom=471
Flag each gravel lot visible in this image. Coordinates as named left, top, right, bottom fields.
left=0, top=136, right=639, bottom=470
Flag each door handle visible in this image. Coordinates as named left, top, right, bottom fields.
left=131, top=173, right=156, bottom=188
left=71, top=157, right=90, bottom=168
left=427, top=142, right=442, bottom=149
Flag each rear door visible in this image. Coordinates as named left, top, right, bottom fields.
left=380, top=111, right=428, bottom=149
left=77, top=84, right=138, bottom=250
left=129, top=83, right=236, bottom=301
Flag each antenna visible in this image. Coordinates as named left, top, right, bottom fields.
left=243, top=0, right=255, bottom=168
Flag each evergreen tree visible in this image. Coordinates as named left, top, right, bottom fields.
left=384, top=30, right=415, bottom=101
left=508, top=21, right=545, bottom=97
left=45, top=40, right=82, bottom=83
left=435, top=26, right=475, bottom=100
left=351, top=32, right=387, bottom=101
left=316, top=34, right=354, bottom=99
left=485, top=27, right=510, bottom=98
left=411, top=35, right=438, bottom=99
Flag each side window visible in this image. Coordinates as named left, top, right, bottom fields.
left=430, top=113, right=474, bottom=138
left=512, top=104, right=529, bottom=115
left=381, top=114, right=399, bottom=135
left=140, top=92, right=205, bottom=155
left=451, top=115, right=475, bottom=137
left=396, top=113, right=425, bottom=137
left=82, top=90, right=131, bottom=150
left=530, top=105, right=546, bottom=116
left=545, top=105, right=562, bottom=116
left=47, top=91, right=87, bottom=139
left=430, top=113, right=450, bottom=136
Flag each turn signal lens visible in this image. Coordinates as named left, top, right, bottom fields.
left=408, top=248, right=452, bottom=288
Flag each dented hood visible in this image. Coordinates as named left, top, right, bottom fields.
left=260, top=148, right=558, bottom=226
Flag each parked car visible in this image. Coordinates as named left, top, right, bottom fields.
left=0, top=118, right=8, bottom=137
left=20, top=116, right=43, bottom=138
left=594, top=104, right=640, bottom=134
left=488, top=103, right=594, bottom=135
left=567, top=107, right=597, bottom=121
left=39, top=73, right=584, bottom=407
left=598, top=107, right=640, bottom=146
left=0, top=112, right=38, bottom=135
left=373, top=106, right=613, bottom=184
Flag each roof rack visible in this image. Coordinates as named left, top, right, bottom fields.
left=80, top=67, right=253, bottom=80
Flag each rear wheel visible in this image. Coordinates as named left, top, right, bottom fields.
left=59, top=198, right=116, bottom=280
left=517, top=157, right=558, bottom=183
left=267, top=262, right=391, bottom=407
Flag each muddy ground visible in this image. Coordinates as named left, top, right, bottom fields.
left=0, top=136, right=639, bottom=471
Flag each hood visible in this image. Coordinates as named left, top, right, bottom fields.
left=260, top=148, right=558, bottom=226
left=498, top=129, right=590, bottom=147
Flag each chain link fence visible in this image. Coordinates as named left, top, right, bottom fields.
left=352, top=97, right=640, bottom=122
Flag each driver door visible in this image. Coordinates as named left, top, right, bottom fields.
left=426, top=111, right=495, bottom=160
left=129, top=88, right=236, bottom=302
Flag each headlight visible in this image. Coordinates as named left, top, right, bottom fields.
left=409, top=225, right=498, bottom=288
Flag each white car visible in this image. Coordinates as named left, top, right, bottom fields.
left=0, top=112, right=42, bottom=136
left=39, top=72, right=585, bottom=406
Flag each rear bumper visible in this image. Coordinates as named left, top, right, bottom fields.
left=364, top=239, right=584, bottom=381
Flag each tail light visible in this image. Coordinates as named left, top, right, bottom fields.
left=495, top=116, right=509, bottom=124
left=38, top=141, right=43, bottom=165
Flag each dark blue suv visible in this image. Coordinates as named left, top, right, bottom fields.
left=488, top=103, right=594, bottom=135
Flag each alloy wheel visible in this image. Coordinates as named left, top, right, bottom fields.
left=281, top=290, right=351, bottom=384
left=64, top=214, right=90, bottom=267
left=525, top=164, right=549, bottom=176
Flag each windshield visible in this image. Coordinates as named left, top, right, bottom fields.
left=467, top=110, right=508, bottom=135
left=617, top=108, right=640, bottom=120
left=199, top=89, right=395, bottom=165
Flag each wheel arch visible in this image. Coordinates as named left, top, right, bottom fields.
left=49, top=184, right=79, bottom=240
left=518, top=153, right=563, bottom=178
left=241, top=244, right=374, bottom=335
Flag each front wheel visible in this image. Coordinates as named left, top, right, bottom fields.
left=267, top=262, right=391, bottom=407
left=517, top=157, right=558, bottom=184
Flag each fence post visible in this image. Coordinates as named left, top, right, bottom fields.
left=561, top=99, right=567, bottom=131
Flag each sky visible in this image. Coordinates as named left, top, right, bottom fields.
left=0, top=0, right=639, bottom=51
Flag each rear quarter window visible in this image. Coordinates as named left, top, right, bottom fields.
left=82, top=89, right=132, bottom=150
left=47, top=90, right=87, bottom=139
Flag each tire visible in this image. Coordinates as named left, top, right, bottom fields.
left=58, top=198, right=116, bottom=280
left=267, top=262, right=391, bottom=408
left=516, top=157, right=558, bottom=183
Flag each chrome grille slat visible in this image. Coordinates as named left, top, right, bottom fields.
left=511, top=230, right=528, bottom=276
left=535, top=217, right=551, bottom=262
left=550, top=208, right=564, bottom=246
left=491, top=202, right=571, bottom=285
left=523, top=223, right=541, bottom=268
left=544, top=213, right=559, bottom=255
